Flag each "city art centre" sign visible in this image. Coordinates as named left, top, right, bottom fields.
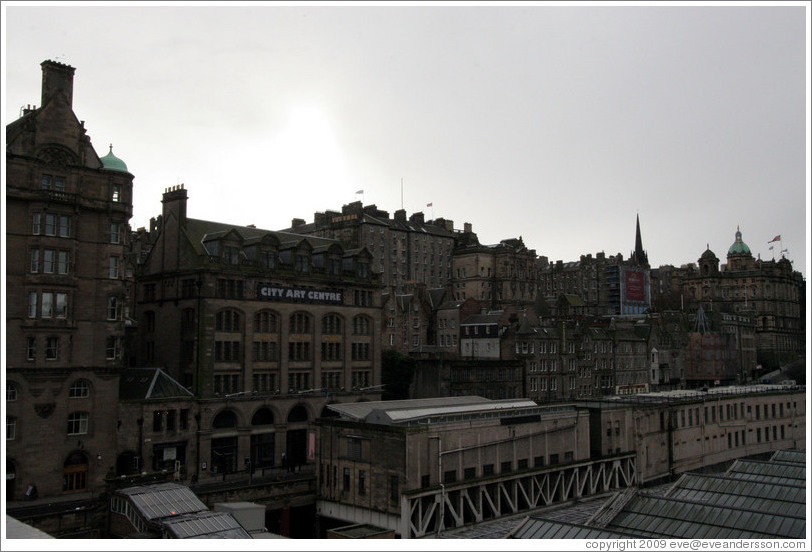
left=257, top=284, right=343, bottom=305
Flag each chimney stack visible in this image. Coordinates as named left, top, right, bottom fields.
left=41, top=60, right=76, bottom=108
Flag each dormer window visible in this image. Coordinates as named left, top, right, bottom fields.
left=329, top=258, right=341, bottom=276
left=357, top=261, right=369, bottom=279
left=223, top=245, right=240, bottom=265
left=261, top=250, right=275, bottom=269
left=296, top=254, right=310, bottom=273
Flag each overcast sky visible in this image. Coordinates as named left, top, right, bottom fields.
left=3, top=2, right=809, bottom=279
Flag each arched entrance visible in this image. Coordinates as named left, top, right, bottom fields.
left=63, top=451, right=88, bottom=493
left=250, top=408, right=275, bottom=469
left=286, top=405, right=309, bottom=468
left=211, top=410, right=238, bottom=474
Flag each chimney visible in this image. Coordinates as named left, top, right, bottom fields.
left=162, top=184, right=188, bottom=223
left=464, top=222, right=473, bottom=234
left=291, top=218, right=306, bottom=228
left=41, top=60, right=76, bottom=108
left=409, top=212, right=425, bottom=225
left=314, top=212, right=327, bottom=226
left=394, top=209, right=407, bottom=223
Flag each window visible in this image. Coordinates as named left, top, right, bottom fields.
left=483, top=464, right=494, bottom=476
left=443, top=470, right=457, bottom=483
left=352, top=316, right=371, bottom=335
left=321, top=314, right=342, bottom=335
left=59, top=215, right=70, bottom=237
left=26, top=337, right=36, bottom=360
left=30, top=250, right=40, bottom=273
left=7, top=383, right=18, bottom=401
left=390, top=475, right=399, bottom=501
left=343, top=468, right=351, bottom=491
left=67, top=412, right=89, bottom=435
left=296, top=254, right=310, bottom=273
left=288, top=342, right=310, bottom=362
left=7, top=417, right=16, bottom=440
left=46, top=337, right=60, bottom=360
left=110, top=222, right=121, bottom=244
left=105, top=336, right=122, bottom=360
left=254, top=310, right=278, bottom=333
left=216, top=309, right=241, bottom=332
left=501, top=461, right=512, bottom=473
left=112, top=184, right=121, bottom=202
left=108, top=296, right=122, bottom=320
left=290, top=313, right=311, bottom=334
left=69, top=380, right=90, bottom=398
left=223, top=245, right=240, bottom=265
left=359, top=470, right=366, bottom=495
left=109, top=256, right=119, bottom=278
left=464, top=467, right=476, bottom=480
left=215, top=341, right=241, bottom=362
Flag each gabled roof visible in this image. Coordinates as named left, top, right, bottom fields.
left=120, top=368, right=195, bottom=400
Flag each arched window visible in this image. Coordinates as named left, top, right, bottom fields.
left=254, top=310, right=278, bottom=333
left=287, top=405, right=309, bottom=423
left=212, top=410, right=238, bottom=429
left=251, top=408, right=274, bottom=426
left=216, top=309, right=241, bottom=332
left=352, top=315, right=371, bottom=335
left=69, top=380, right=90, bottom=398
left=289, top=312, right=311, bottom=334
left=321, top=314, right=342, bottom=335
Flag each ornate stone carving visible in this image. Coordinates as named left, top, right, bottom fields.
left=34, top=402, right=56, bottom=418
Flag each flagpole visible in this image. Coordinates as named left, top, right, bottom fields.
left=401, top=178, right=404, bottom=210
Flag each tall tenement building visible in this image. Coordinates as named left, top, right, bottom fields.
left=129, top=186, right=384, bottom=473
left=286, top=201, right=462, bottom=294
left=5, top=61, right=135, bottom=499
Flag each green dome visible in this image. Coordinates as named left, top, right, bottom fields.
left=100, top=144, right=128, bottom=172
left=728, top=226, right=751, bottom=256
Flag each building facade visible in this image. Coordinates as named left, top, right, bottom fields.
left=129, top=186, right=385, bottom=479
left=5, top=60, right=135, bottom=499
left=286, top=201, right=462, bottom=294
left=675, top=228, right=805, bottom=372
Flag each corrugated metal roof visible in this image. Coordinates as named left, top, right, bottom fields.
left=327, top=396, right=493, bottom=421
left=118, top=483, right=207, bottom=521
left=163, top=511, right=251, bottom=539
left=725, top=459, right=806, bottom=487
left=609, top=494, right=804, bottom=539
left=666, top=473, right=805, bottom=518
left=771, top=449, right=805, bottom=465
left=510, top=517, right=636, bottom=539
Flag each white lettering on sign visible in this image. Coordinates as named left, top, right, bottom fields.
left=257, top=284, right=343, bottom=304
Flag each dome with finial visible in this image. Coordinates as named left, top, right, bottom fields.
left=727, top=226, right=751, bottom=256
left=99, top=144, right=128, bottom=172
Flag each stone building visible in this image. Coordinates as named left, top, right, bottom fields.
left=583, top=384, right=806, bottom=484
left=451, top=236, right=538, bottom=310
left=314, top=396, right=600, bottom=538
left=128, top=186, right=385, bottom=480
left=5, top=60, right=135, bottom=499
left=675, top=227, right=805, bottom=372
left=285, top=201, right=463, bottom=294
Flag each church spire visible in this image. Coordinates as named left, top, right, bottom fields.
left=632, top=213, right=649, bottom=267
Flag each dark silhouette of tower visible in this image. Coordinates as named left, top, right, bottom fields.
left=631, top=214, right=649, bottom=267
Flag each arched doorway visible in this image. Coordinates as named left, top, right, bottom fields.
left=250, top=408, right=275, bottom=469
left=286, top=405, right=309, bottom=468
left=63, top=451, right=88, bottom=493
left=211, top=410, right=238, bottom=474
left=6, top=459, right=16, bottom=501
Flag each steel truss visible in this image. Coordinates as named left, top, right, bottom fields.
left=404, top=454, right=636, bottom=538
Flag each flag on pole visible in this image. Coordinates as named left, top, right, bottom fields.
left=768, top=235, right=781, bottom=243
left=355, top=190, right=364, bottom=194
left=427, top=202, right=433, bottom=207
